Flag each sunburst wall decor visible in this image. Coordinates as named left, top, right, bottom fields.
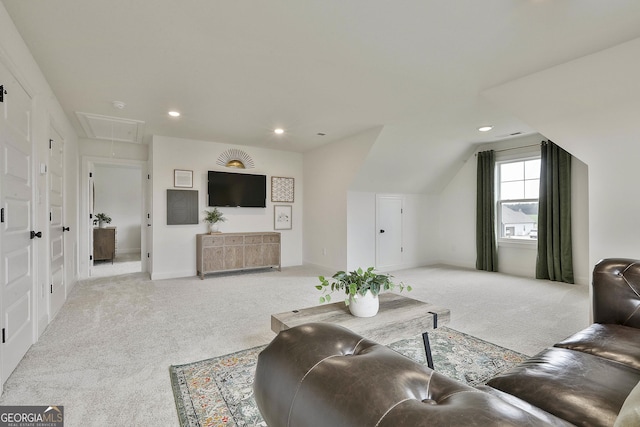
left=216, top=149, right=255, bottom=169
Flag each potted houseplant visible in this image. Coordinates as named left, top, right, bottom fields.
left=95, top=213, right=112, bottom=228
left=316, top=267, right=411, bottom=317
left=204, top=208, right=226, bottom=233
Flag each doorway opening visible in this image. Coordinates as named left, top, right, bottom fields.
left=84, top=159, right=147, bottom=278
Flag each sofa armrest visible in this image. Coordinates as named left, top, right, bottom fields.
left=593, top=258, right=640, bottom=327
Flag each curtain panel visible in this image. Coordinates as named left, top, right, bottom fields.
left=476, top=150, right=498, bottom=272
left=536, top=141, right=574, bottom=283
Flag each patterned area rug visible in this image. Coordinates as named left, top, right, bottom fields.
left=169, top=326, right=527, bottom=427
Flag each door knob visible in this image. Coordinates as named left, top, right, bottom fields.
left=380, top=229, right=385, bottom=233
left=30, top=231, right=42, bottom=239
left=62, top=226, right=70, bottom=232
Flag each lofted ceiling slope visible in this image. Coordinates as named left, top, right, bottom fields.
left=3, top=1, right=640, bottom=193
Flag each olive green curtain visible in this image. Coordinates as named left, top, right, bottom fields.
left=536, top=141, right=574, bottom=283
left=476, top=150, right=498, bottom=272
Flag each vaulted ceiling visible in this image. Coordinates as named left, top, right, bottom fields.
left=4, top=1, right=640, bottom=192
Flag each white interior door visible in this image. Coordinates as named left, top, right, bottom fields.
left=376, top=195, right=403, bottom=269
left=0, top=63, right=36, bottom=383
left=49, top=130, right=65, bottom=319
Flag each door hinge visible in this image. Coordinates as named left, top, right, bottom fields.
left=49, top=139, right=53, bottom=149
left=50, top=284, right=53, bottom=294
left=0, top=85, right=4, bottom=103
left=1, top=207, right=4, bottom=223
left=401, top=208, right=403, bottom=214
left=2, top=328, right=5, bottom=343
left=89, top=213, right=93, bottom=219
left=147, top=253, right=150, bottom=258
left=90, top=255, right=93, bottom=261
left=89, top=172, right=93, bottom=178
left=49, top=212, right=52, bottom=221
left=148, top=174, right=150, bottom=179
left=401, top=247, right=404, bottom=253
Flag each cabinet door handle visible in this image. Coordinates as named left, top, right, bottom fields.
left=30, top=231, right=43, bottom=239
left=62, top=226, right=70, bottom=232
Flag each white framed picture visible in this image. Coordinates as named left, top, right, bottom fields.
left=274, top=205, right=292, bottom=230
left=174, top=169, right=193, bottom=188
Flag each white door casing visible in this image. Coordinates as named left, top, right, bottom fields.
left=0, top=62, right=36, bottom=384
left=376, top=195, right=403, bottom=269
left=88, top=163, right=95, bottom=275
left=145, top=169, right=152, bottom=274
left=49, top=130, right=65, bottom=319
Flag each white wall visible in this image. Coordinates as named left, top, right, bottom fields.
left=347, top=192, right=376, bottom=269
left=94, top=164, right=142, bottom=254
left=303, top=127, right=381, bottom=270
left=484, top=37, right=640, bottom=273
left=437, top=134, right=590, bottom=284
left=151, top=135, right=303, bottom=280
left=437, top=149, right=477, bottom=268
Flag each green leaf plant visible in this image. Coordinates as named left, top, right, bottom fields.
left=204, top=207, right=227, bottom=224
left=95, top=213, right=112, bottom=223
left=316, top=267, right=412, bottom=305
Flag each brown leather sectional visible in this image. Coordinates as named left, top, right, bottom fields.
left=253, top=258, right=640, bottom=426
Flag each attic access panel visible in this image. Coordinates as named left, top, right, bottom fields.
left=76, top=112, right=145, bottom=143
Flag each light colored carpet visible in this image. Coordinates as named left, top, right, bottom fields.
left=0, top=264, right=590, bottom=426
left=90, top=253, right=142, bottom=277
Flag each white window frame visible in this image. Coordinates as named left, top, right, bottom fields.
left=496, top=154, right=541, bottom=247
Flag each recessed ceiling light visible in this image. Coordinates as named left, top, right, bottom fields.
left=478, top=125, right=493, bottom=132
left=168, top=111, right=180, bottom=117
left=274, top=128, right=284, bottom=135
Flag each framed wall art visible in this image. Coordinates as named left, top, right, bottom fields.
left=271, top=176, right=294, bottom=203
left=174, top=169, right=193, bottom=188
left=274, top=205, right=292, bottom=230
left=167, top=189, right=198, bottom=225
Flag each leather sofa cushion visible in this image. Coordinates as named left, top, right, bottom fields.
left=487, top=347, right=640, bottom=427
left=376, top=381, right=574, bottom=427
left=554, top=323, right=640, bottom=370
left=615, top=380, right=640, bottom=427
left=255, top=323, right=571, bottom=427
left=477, top=386, right=574, bottom=427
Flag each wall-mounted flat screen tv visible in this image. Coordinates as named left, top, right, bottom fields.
left=208, top=171, right=267, bottom=208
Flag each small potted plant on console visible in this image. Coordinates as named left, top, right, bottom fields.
left=204, top=208, right=226, bottom=233
left=316, top=267, right=411, bottom=317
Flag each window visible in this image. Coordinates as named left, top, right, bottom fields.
left=497, top=158, right=540, bottom=240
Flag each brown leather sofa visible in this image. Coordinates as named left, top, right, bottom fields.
left=253, top=258, right=640, bottom=426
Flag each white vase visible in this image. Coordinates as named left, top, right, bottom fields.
left=348, top=290, right=379, bottom=317
left=99, top=220, right=106, bottom=228
left=208, top=223, right=219, bottom=233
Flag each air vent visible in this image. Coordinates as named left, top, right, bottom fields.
left=76, top=112, right=145, bottom=143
